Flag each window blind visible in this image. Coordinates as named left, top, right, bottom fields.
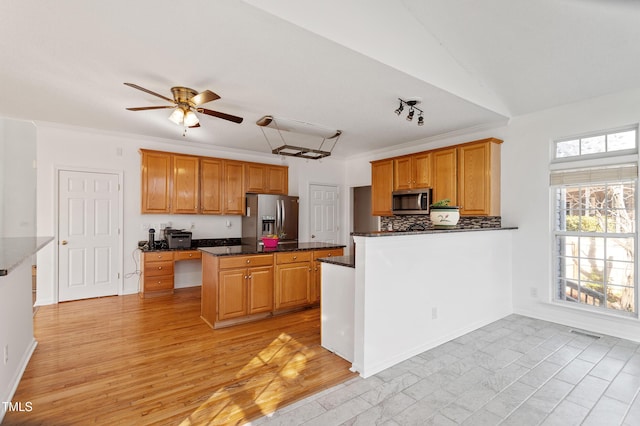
left=550, top=164, right=638, bottom=185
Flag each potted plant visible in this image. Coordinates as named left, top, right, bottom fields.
left=429, top=199, right=460, bottom=228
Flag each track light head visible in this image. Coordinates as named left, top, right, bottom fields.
left=395, top=98, right=424, bottom=126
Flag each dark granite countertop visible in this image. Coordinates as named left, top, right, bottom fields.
left=0, top=236, right=54, bottom=276
left=352, top=226, right=517, bottom=237
left=318, top=255, right=355, bottom=268
left=199, top=242, right=346, bottom=257
left=141, top=237, right=241, bottom=252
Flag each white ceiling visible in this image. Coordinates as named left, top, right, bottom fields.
left=1, top=0, right=639, bottom=159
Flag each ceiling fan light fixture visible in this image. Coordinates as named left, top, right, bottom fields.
left=168, top=108, right=185, bottom=125
left=183, top=109, right=199, bottom=127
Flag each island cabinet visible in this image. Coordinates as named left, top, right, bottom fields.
left=371, top=159, right=394, bottom=216
left=274, top=251, right=313, bottom=310
left=201, top=253, right=275, bottom=328
left=393, top=152, right=432, bottom=191
left=217, top=255, right=274, bottom=321
left=310, top=248, right=344, bottom=304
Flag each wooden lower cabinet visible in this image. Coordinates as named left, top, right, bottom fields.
left=201, top=248, right=344, bottom=328
left=311, top=248, right=344, bottom=304
left=140, top=250, right=202, bottom=298
left=274, top=251, right=312, bottom=310
left=218, top=265, right=273, bottom=320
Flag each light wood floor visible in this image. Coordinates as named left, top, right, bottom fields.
left=5, top=287, right=355, bottom=425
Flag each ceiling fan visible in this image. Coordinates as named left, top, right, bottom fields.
left=124, top=83, right=244, bottom=129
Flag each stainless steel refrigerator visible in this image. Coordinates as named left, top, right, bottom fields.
left=242, top=194, right=299, bottom=249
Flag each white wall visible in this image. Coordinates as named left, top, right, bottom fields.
left=0, top=260, right=37, bottom=422
left=1, top=119, right=37, bottom=238
left=34, top=123, right=347, bottom=304
left=346, top=88, right=640, bottom=343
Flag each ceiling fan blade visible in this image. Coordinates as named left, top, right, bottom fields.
left=124, top=83, right=175, bottom=104
left=191, top=90, right=220, bottom=106
left=126, top=106, right=175, bottom=111
left=198, top=108, right=244, bottom=124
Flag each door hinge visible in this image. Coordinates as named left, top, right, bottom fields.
left=118, top=228, right=121, bottom=235
left=118, top=272, right=121, bottom=279
left=118, top=183, right=121, bottom=191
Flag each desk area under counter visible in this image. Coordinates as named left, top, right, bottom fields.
left=199, top=243, right=345, bottom=329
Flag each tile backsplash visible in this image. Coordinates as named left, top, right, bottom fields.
left=380, top=215, right=501, bottom=231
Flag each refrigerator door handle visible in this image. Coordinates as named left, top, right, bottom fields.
left=275, top=199, right=281, bottom=236
left=280, top=199, right=286, bottom=236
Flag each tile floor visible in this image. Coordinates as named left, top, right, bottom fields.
left=251, top=314, right=640, bottom=425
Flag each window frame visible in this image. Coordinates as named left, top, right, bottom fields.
left=551, top=125, right=639, bottom=318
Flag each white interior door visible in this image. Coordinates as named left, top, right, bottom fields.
left=309, top=184, right=339, bottom=243
left=58, top=170, right=120, bottom=301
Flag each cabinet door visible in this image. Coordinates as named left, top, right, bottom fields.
left=201, top=158, right=223, bottom=214
left=275, top=262, right=311, bottom=310
left=245, top=163, right=266, bottom=193
left=393, top=156, right=413, bottom=191
left=172, top=154, right=200, bottom=214
left=247, top=266, right=274, bottom=314
left=266, top=166, right=288, bottom=194
left=371, top=159, right=394, bottom=216
left=432, top=148, right=457, bottom=206
left=218, top=269, right=248, bottom=320
left=224, top=160, right=245, bottom=215
left=412, top=152, right=432, bottom=188
left=141, top=150, right=171, bottom=213
left=458, top=141, right=501, bottom=216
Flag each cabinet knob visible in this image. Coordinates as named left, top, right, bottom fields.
left=308, top=268, right=312, bottom=272
left=248, top=275, right=252, bottom=279
left=188, top=253, right=193, bottom=257
left=246, top=259, right=250, bottom=264
left=293, top=255, right=297, bottom=260
left=157, top=255, right=162, bottom=258
left=158, top=266, right=162, bottom=270
left=244, top=275, right=248, bottom=279
left=328, top=254, right=332, bottom=257
left=157, top=280, right=161, bottom=284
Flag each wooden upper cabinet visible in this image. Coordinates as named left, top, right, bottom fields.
left=266, top=165, right=288, bottom=194
left=200, top=158, right=223, bottom=214
left=432, top=148, right=458, bottom=206
left=224, top=160, right=245, bottom=215
left=458, top=138, right=502, bottom=216
left=172, top=154, right=200, bottom=214
left=141, top=150, right=171, bottom=213
left=245, top=163, right=266, bottom=194
left=245, top=163, right=288, bottom=195
left=371, top=159, right=394, bottom=216
left=393, top=152, right=432, bottom=191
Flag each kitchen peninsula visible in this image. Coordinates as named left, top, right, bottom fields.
left=321, top=226, right=516, bottom=378
left=200, top=242, right=344, bottom=329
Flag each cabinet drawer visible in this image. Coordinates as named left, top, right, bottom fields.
left=144, top=251, right=174, bottom=262
left=276, top=251, right=312, bottom=264
left=313, top=248, right=344, bottom=260
left=175, top=250, right=201, bottom=261
left=143, top=276, right=174, bottom=291
left=144, top=260, right=174, bottom=277
left=219, top=254, right=273, bottom=269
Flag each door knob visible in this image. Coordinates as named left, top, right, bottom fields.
left=61, top=240, right=68, bottom=245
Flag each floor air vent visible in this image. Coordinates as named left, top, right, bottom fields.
left=570, top=329, right=601, bottom=339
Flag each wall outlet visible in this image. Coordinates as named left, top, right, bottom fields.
left=4, top=344, right=8, bottom=365
left=431, top=307, right=438, bottom=320
left=530, top=287, right=538, bottom=298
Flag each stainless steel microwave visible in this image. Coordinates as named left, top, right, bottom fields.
left=392, top=188, right=432, bottom=215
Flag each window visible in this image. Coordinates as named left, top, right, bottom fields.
left=552, top=127, right=638, bottom=316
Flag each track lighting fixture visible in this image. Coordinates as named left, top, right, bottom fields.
left=395, top=98, right=424, bottom=126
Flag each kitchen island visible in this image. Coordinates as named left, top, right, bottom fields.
left=200, top=242, right=345, bottom=329
left=321, top=227, right=516, bottom=378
